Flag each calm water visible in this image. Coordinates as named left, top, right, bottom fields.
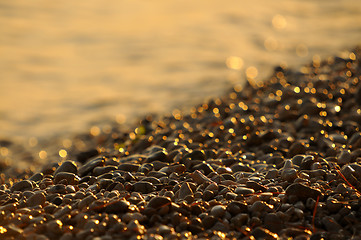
left=1, top=0, right=361, bottom=141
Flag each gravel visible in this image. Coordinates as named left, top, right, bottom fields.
left=1, top=46, right=361, bottom=239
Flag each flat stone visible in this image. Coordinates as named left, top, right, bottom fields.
left=54, top=172, right=80, bottom=185
left=104, top=200, right=130, bottom=213
left=27, top=192, right=46, bottom=207
left=133, top=181, right=156, bottom=194
left=178, top=182, right=193, bottom=200
left=54, top=160, right=78, bottom=175
left=285, top=183, right=322, bottom=200
left=147, top=196, right=171, bottom=209
left=118, top=163, right=140, bottom=172
left=78, top=157, right=105, bottom=177
left=10, top=180, right=33, bottom=192
left=235, top=187, right=255, bottom=195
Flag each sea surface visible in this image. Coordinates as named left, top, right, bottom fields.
left=1, top=0, right=361, bottom=142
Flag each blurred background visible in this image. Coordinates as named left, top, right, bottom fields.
left=1, top=0, right=361, bottom=143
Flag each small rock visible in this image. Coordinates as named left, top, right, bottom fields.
left=93, top=166, right=117, bottom=176
left=285, top=183, right=322, bottom=200
left=27, top=192, right=46, bottom=207
left=147, top=196, right=171, bottom=209
left=118, top=163, right=140, bottom=172
left=265, top=169, right=279, bottom=179
left=281, top=168, right=298, bottom=182
left=78, top=157, right=104, bottom=177
left=235, top=187, right=255, bottom=195
left=322, top=216, right=342, bottom=232
left=10, top=180, right=33, bottom=192
left=54, top=160, right=78, bottom=175
left=178, top=182, right=194, bottom=200
left=133, top=181, right=156, bottom=194
left=210, top=205, right=226, bottom=218
left=54, top=172, right=80, bottom=185
left=104, top=200, right=130, bottom=213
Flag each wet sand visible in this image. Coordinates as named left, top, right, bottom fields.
left=1, top=47, right=361, bottom=239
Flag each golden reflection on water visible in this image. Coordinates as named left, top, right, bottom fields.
left=272, top=14, right=287, bottom=30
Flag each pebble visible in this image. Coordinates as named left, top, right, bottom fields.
left=234, top=187, right=255, bottom=195
left=54, top=172, right=79, bottom=185
left=285, top=183, right=322, bottom=200
left=210, top=205, right=226, bottom=218
left=54, top=160, right=78, bottom=175
left=178, top=182, right=193, bottom=200
left=133, top=181, right=156, bottom=194
left=27, top=192, right=46, bottom=207
left=10, top=180, right=33, bottom=192
left=147, top=196, right=171, bottom=209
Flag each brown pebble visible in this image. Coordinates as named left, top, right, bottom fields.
left=27, top=192, right=46, bottom=207
left=54, top=160, right=78, bottom=175
left=10, top=180, right=33, bottom=192
left=147, top=196, right=171, bottom=209
left=210, top=205, right=226, bottom=218
left=104, top=200, right=130, bottom=213
left=133, top=181, right=156, bottom=194
left=285, top=183, right=322, bottom=200
left=54, top=172, right=79, bottom=185
left=178, top=182, right=194, bottom=200
left=235, top=187, right=255, bottom=195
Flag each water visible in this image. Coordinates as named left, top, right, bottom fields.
left=1, top=0, right=361, bottom=141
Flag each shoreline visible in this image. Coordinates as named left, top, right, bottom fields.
left=1, top=46, right=361, bottom=239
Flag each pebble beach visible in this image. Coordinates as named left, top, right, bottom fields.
left=1, top=47, right=361, bottom=239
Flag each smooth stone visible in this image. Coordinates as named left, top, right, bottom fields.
left=104, top=200, right=130, bottom=213
left=78, top=194, right=97, bottom=209
left=118, top=163, right=140, bottom=172
left=210, top=205, right=226, bottom=218
left=93, top=166, right=117, bottom=176
left=250, top=201, right=273, bottom=213
left=54, top=172, right=79, bottom=185
left=146, top=150, right=169, bottom=163
left=27, top=192, right=46, bottom=207
left=281, top=168, right=298, bottom=182
left=235, top=187, right=255, bottom=195
left=147, top=196, right=171, bottom=209
left=142, top=176, right=161, bottom=185
left=246, top=180, right=267, bottom=192
left=265, top=169, right=279, bottom=179
left=285, top=183, right=322, bottom=200
left=54, top=160, right=78, bottom=175
left=29, top=173, right=44, bottom=182
left=78, top=157, right=105, bottom=177
left=10, top=180, right=33, bottom=192
left=48, top=184, right=67, bottom=194
left=226, top=201, right=248, bottom=215
left=133, top=181, right=156, bottom=194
